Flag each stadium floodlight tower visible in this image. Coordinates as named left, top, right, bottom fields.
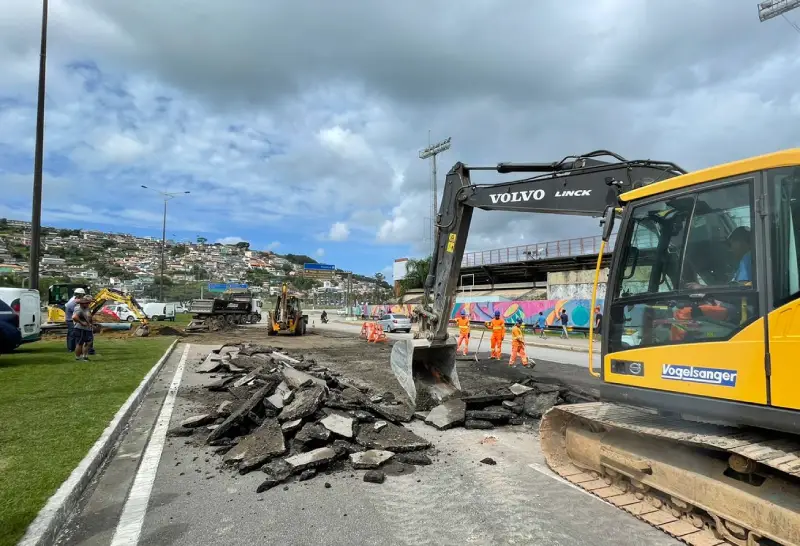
left=758, top=0, right=800, bottom=21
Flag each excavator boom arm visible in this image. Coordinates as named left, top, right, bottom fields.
left=90, top=288, right=150, bottom=325
left=422, top=152, right=685, bottom=342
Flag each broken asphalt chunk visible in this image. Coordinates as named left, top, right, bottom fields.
left=460, top=390, right=515, bottom=406
left=464, top=420, right=494, bottom=430
left=197, top=354, right=223, bottom=373
left=465, top=409, right=513, bottom=423
left=508, top=383, right=534, bottom=396
left=320, top=412, right=355, bottom=438
left=281, top=419, right=303, bottom=434
left=295, top=422, right=331, bottom=445
left=480, top=457, right=497, bottom=465
left=363, top=470, right=385, bottom=484
left=394, top=452, right=432, bottom=466
left=181, top=414, right=215, bottom=428
left=279, top=385, right=326, bottom=422
left=425, top=399, right=466, bottom=430
left=350, top=450, right=394, bottom=469
left=223, top=418, right=286, bottom=473
left=232, top=366, right=267, bottom=388
left=206, top=376, right=235, bottom=392
left=216, top=401, right=233, bottom=417
left=281, top=367, right=327, bottom=390
left=522, top=391, right=559, bottom=419
left=207, top=384, right=273, bottom=443
left=167, top=427, right=195, bottom=437
left=284, top=447, right=340, bottom=473
left=350, top=410, right=375, bottom=423
left=355, top=422, right=430, bottom=453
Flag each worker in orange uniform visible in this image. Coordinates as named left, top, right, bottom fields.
left=455, top=309, right=471, bottom=356
left=509, top=318, right=530, bottom=367
left=485, top=310, right=506, bottom=359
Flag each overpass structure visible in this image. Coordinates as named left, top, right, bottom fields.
left=458, top=233, right=617, bottom=288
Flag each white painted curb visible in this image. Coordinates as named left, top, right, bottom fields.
left=18, top=338, right=180, bottom=546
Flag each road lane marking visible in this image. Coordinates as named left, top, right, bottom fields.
left=110, top=344, right=190, bottom=546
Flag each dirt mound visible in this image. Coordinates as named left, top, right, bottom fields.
left=150, top=325, right=187, bottom=337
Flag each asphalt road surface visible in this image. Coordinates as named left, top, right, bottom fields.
left=55, top=327, right=678, bottom=546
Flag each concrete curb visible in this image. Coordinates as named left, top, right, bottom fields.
left=18, top=338, right=180, bottom=546
left=526, top=341, right=591, bottom=354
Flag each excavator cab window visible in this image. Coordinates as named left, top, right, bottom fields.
left=609, top=179, right=759, bottom=352
left=769, top=167, right=800, bottom=307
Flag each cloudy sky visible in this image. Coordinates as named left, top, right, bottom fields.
left=1, top=0, right=799, bottom=278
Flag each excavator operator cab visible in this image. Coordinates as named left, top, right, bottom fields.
left=48, top=283, right=90, bottom=307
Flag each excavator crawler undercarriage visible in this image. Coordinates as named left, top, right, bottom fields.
left=540, top=403, right=800, bottom=546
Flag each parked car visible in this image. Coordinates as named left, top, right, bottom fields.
left=106, top=304, right=139, bottom=322
left=0, top=287, right=41, bottom=344
left=0, top=299, right=22, bottom=353
left=376, top=313, right=412, bottom=333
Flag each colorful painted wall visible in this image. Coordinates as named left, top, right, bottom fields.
left=351, top=298, right=604, bottom=328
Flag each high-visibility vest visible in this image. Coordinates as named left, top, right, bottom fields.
left=488, top=318, right=505, bottom=333
left=511, top=325, right=524, bottom=343
left=455, top=317, right=470, bottom=334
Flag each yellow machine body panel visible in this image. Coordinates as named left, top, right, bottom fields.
left=621, top=148, right=800, bottom=202
left=767, top=297, right=800, bottom=410
left=602, top=319, right=767, bottom=404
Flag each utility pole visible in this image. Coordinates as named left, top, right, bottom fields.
left=141, top=186, right=190, bottom=301
left=419, top=134, right=451, bottom=256
left=29, top=0, right=49, bottom=291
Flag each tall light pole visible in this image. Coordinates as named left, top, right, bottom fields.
left=419, top=135, right=451, bottom=255
left=758, top=0, right=800, bottom=21
left=29, top=0, right=49, bottom=291
left=141, top=186, right=190, bottom=300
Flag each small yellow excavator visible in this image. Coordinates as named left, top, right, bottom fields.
left=391, top=149, right=800, bottom=545
left=45, top=283, right=150, bottom=336
left=267, top=283, right=307, bottom=336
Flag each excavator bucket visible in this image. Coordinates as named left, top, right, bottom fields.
left=134, top=324, right=150, bottom=337
left=390, top=338, right=461, bottom=410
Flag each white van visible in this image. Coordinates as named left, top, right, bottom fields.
left=0, top=287, right=41, bottom=343
left=143, top=302, right=176, bottom=321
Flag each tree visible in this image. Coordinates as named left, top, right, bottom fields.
left=235, top=241, right=250, bottom=250
left=373, top=272, right=385, bottom=303
left=399, top=256, right=431, bottom=296
left=197, top=236, right=207, bottom=245
left=292, top=276, right=320, bottom=291
left=0, top=218, right=7, bottom=229
left=284, top=254, right=316, bottom=266
left=281, top=263, right=293, bottom=273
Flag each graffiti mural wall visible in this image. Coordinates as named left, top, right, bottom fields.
left=351, top=299, right=605, bottom=328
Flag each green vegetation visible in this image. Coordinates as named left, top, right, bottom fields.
left=399, top=256, right=431, bottom=296
left=284, top=254, right=317, bottom=266
left=0, top=336, right=175, bottom=546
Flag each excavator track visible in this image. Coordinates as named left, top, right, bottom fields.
left=540, top=402, right=800, bottom=546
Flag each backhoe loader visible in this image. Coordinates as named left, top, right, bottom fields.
left=390, top=149, right=800, bottom=545
left=267, top=283, right=307, bottom=336
left=45, top=283, right=150, bottom=336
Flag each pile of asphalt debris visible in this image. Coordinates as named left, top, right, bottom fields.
left=170, top=343, right=595, bottom=493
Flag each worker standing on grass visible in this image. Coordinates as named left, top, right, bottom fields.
left=64, top=287, right=85, bottom=352
left=509, top=318, right=530, bottom=367
left=72, top=297, right=94, bottom=361
left=485, top=310, right=506, bottom=359
left=455, top=309, right=471, bottom=356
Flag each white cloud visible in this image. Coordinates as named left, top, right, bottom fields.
left=265, top=241, right=281, bottom=250
left=328, top=221, right=350, bottom=241
left=315, top=248, right=325, bottom=258
left=217, top=236, right=245, bottom=245
left=317, top=126, right=372, bottom=160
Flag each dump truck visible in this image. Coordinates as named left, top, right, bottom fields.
left=390, top=148, right=800, bottom=545
left=185, top=290, right=262, bottom=332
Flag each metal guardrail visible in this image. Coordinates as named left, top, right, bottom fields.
left=461, top=233, right=619, bottom=268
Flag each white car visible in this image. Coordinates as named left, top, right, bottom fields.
left=377, top=313, right=412, bottom=333
left=0, top=287, right=41, bottom=343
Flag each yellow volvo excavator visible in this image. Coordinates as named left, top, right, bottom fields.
left=390, top=149, right=800, bottom=545
left=45, top=283, right=150, bottom=336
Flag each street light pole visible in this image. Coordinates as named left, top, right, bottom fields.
left=141, top=186, right=190, bottom=301
left=29, top=0, right=49, bottom=291
left=419, top=135, right=451, bottom=256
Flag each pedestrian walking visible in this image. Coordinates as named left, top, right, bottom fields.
left=64, top=287, right=86, bottom=352
left=559, top=309, right=569, bottom=339
left=536, top=311, right=547, bottom=339
left=594, top=306, right=603, bottom=342
left=72, top=297, right=94, bottom=361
